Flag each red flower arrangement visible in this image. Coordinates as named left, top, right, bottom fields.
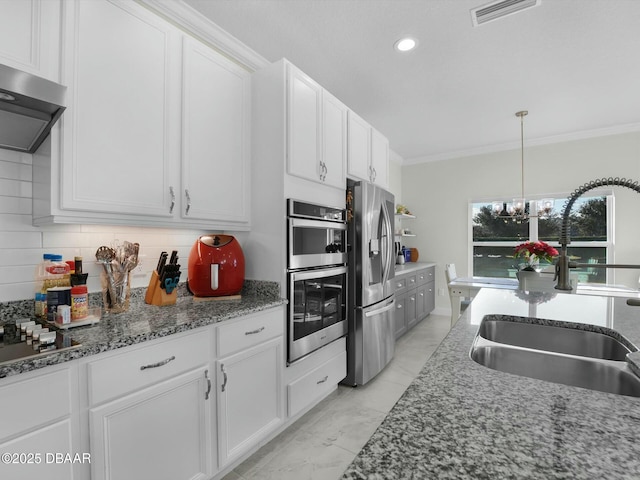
left=514, top=241, right=559, bottom=269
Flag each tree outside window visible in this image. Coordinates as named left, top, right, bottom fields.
left=471, top=196, right=609, bottom=282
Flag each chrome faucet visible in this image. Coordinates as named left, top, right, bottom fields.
left=555, top=177, right=640, bottom=291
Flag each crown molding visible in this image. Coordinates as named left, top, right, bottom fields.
left=403, top=122, right=640, bottom=166
left=136, top=0, right=269, bottom=72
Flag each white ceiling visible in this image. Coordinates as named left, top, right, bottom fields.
left=182, top=0, right=640, bottom=163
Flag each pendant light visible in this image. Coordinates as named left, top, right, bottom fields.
left=492, top=110, right=553, bottom=222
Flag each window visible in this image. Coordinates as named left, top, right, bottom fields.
left=471, top=195, right=611, bottom=283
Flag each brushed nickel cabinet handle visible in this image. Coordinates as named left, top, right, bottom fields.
left=205, top=369, right=211, bottom=400
left=221, top=363, right=228, bottom=392
left=317, top=375, right=328, bottom=385
left=140, top=355, right=176, bottom=370
left=185, top=189, right=191, bottom=215
left=169, top=186, right=175, bottom=214
left=245, top=326, right=265, bottom=335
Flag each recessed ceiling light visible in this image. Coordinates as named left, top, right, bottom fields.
left=394, top=37, right=418, bottom=52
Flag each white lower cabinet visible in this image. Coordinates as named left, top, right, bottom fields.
left=89, top=367, right=213, bottom=480
left=85, top=330, right=214, bottom=480
left=287, top=348, right=346, bottom=418
left=215, top=308, right=284, bottom=468
left=0, top=365, right=81, bottom=480
left=216, top=337, right=283, bottom=467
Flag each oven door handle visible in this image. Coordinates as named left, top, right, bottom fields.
left=364, top=299, right=396, bottom=317
left=289, top=218, right=347, bottom=230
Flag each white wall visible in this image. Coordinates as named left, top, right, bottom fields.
left=0, top=147, right=245, bottom=303
left=401, top=131, right=640, bottom=312
left=387, top=149, right=403, bottom=204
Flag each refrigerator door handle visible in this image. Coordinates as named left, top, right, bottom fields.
left=379, top=200, right=393, bottom=286
left=364, top=299, right=396, bottom=317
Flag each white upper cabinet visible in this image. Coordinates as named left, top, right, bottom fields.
left=347, top=111, right=389, bottom=188
left=347, top=111, right=371, bottom=181
left=321, top=91, right=348, bottom=189
left=0, top=0, right=61, bottom=80
left=181, top=36, right=250, bottom=224
left=287, top=66, right=322, bottom=182
left=286, top=63, right=347, bottom=190
left=371, top=127, right=389, bottom=188
left=32, top=0, right=251, bottom=230
left=59, top=0, right=179, bottom=220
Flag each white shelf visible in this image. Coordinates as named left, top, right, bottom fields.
left=395, top=213, right=416, bottom=219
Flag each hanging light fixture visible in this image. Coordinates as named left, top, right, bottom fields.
left=492, top=111, right=554, bottom=223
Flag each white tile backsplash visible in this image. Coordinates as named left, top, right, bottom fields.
left=0, top=148, right=221, bottom=303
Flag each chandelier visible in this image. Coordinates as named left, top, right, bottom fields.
left=492, top=110, right=553, bottom=223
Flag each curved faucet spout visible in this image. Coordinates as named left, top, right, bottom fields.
left=555, top=177, right=640, bottom=291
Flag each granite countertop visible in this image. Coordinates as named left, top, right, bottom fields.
left=394, top=261, right=436, bottom=275
left=0, top=280, right=285, bottom=379
left=343, top=288, right=640, bottom=479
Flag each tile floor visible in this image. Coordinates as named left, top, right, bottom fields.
left=223, top=313, right=452, bottom=480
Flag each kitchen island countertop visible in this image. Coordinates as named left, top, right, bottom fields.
left=343, top=288, right=640, bottom=479
left=0, top=281, right=285, bottom=379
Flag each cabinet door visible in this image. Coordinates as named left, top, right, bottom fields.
left=406, top=289, right=417, bottom=331
left=371, top=128, right=389, bottom=188
left=90, top=367, right=213, bottom=480
left=0, top=420, right=76, bottom=480
left=287, top=65, right=322, bottom=182
left=0, top=0, right=60, bottom=80
left=424, top=281, right=436, bottom=317
left=322, top=91, right=347, bottom=189
left=181, top=36, right=250, bottom=224
left=394, top=290, right=408, bottom=339
left=415, top=285, right=427, bottom=326
left=217, top=337, right=283, bottom=467
left=60, top=0, right=179, bottom=218
left=347, top=110, right=371, bottom=181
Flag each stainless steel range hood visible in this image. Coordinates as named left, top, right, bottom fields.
left=0, top=63, right=66, bottom=153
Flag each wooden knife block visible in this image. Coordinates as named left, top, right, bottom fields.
left=144, top=270, right=177, bottom=306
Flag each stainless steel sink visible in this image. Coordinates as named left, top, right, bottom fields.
left=470, top=316, right=640, bottom=397
left=478, top=319, right=632, bottom=361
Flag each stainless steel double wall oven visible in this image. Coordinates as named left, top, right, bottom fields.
left=286, top=199, right=348, bottom=364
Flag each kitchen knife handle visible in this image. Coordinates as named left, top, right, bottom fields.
left=156, top=251, right=167, bottom=274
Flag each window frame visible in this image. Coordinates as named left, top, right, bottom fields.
left=468, top=190, right=614, bottom=282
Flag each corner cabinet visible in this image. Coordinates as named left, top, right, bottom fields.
left=0, top=365, right=82, bottom=480
left=0, top=0, right=61, bottom=81
left=32, top=0, right=250, bottom=230
left=347, top=110, right=389, bottom=188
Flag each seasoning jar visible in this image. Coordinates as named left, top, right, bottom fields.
left=71, top=285, right=89, bottom=321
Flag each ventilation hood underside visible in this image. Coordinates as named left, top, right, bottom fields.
left=0, top=63, right=66, bottom=154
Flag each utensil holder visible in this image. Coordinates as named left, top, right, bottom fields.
left=100, top=270, right=131, bottom=313
left=144, top=270, right=177, bottom=306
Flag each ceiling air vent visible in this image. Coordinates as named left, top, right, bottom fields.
left=471, top=0, right=541, bottom=27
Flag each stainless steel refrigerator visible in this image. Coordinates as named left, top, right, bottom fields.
left=344, top=178, right=396, bottom=386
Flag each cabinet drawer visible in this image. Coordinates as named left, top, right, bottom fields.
left=288, top=349, right=346, bottom=418
left=394, top=277, right=407, bottom=293
left=217, top=308, right=284, bottom=357
left=0, top=368, right=71, bottom=440
left=88, top=332, right=210, bottom=405
left=406, top=274, right=417, bottom=289
left=416, top=266, right=435, bottom=286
